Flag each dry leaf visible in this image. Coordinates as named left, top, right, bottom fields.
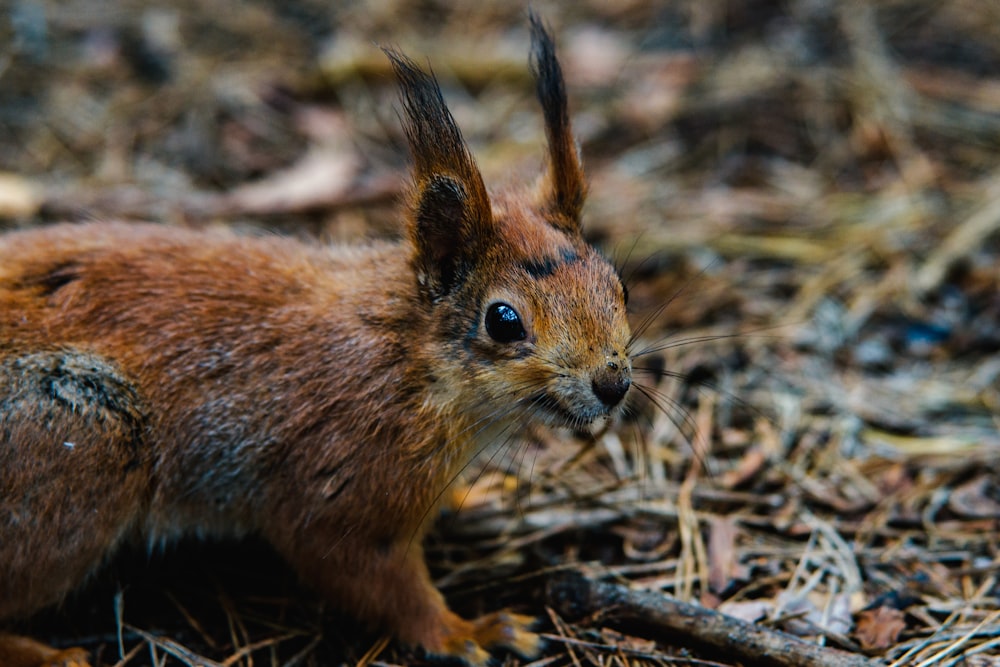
left=718, top=600, right=771, bottom=624
left=707, top=516, right=739, bottom=594
left=854, top=607, right=906, bottom=651
left=949, top=476, right=1000, bottom=519
left=0, top=173, right=42, bottom=218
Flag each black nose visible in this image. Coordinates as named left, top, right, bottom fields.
left=591, top=367, right=631, bottom=407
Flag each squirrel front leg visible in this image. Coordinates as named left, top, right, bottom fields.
left=270, top=518, right=539, bottom=665
left=361, top=543, right=539, bottom=664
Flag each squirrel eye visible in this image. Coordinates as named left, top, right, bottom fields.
left=622, top=282, right=629, bottom=306
left=484, top=302, right=526, bottom=343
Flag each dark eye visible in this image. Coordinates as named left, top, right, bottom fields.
left=485, top=302, right=526, bottom=343
left=622, top=282, right=629, bottom=306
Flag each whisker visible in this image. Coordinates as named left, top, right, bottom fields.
left=621, top=245, right=660, bottom=291
left=633, top=382, right=701, bottom=447
left=634, top=381, right=724, bottom=476
left=460, top=421, right=525, bottom=521
left=634, top=362, right=771, bottom=428
left=405, top=382, right=548, bottom=551
left=619, top=394, right=677, bottom=494
left=627, top=258, right=720, bottom=345
left=523, top=430, right=543, bottom=511
left=627, top=297, right=674, bottom=345
left=406, top=369, right=578, bottom=549
left=611, top=234, right=642, bottom=279
left=631, top=333, right=747, bottom=358
left=507, top=404, right=546, bottom=517
left=631, top=319, right=793, bottom=358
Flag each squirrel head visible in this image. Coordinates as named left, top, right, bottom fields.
left=386, top=14, right=631, bottom=431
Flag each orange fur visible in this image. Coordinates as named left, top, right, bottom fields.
left=0, top=16, right=631, bottom=666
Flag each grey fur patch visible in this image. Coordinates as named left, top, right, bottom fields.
left=0, top=349, right=149, bottom=466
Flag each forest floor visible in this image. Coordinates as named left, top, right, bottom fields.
left=2, top=1, right=999, bottom=665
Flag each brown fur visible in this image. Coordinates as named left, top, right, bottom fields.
left=0, top=16, right=631, bottom=666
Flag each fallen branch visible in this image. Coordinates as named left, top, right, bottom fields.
left=547, top=571, right=882, bottom=667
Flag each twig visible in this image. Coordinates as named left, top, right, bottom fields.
left=541, top=633, right=732, bottom=666
left=915, top=175, right=1000, bottom=295
left=110, top=642, right=145, bottom=667
left=354, top=635, right=390, bottom=667
left=124, top=624, right=226, bottom=667
left=547, top=571, right=882, bottom=667
left=910, top=609, right=1000, bottom=667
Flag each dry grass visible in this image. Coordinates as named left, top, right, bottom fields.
left=2, top=0, right=999, bottom=665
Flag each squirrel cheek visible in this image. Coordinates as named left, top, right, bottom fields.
left=502, top=361, right=548, bottom=394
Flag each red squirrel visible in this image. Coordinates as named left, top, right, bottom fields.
left=0, top=14, right=631, bottom=667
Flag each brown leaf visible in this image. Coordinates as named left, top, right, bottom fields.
left=854, top=607, right=906, bottom=651
left=0, top=173, right=42, bottom=218
left=223, top=147, right=364, bottom=215
left=719, top=444, right=767, bottom=489
left=949, top=476, right=1000, bottom=518
left=707, top=516, right=739, bottom=594
left=718, top=600, right=771, bottom=624
left=598, top=627, right=658, bottom=654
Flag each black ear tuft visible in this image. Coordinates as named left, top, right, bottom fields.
left=382, top=48, right=487, bottom=199
left=383, top=47, right=494, bottom=301
left=529, top=11, right=586, bottom=234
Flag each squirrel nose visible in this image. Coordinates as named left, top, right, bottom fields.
left=591, top=361, right=631, bottom=408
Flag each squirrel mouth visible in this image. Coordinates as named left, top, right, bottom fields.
left=526, top=391, right=602, bottom=428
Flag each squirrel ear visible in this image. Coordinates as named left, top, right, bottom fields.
left=530, top=11, right=587, bottom=236
left=384, top=47, right=493, bottom=300
left=412, top=175, right=479, bottom=299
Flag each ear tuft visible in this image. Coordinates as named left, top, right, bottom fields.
left=383, top=48, right=493, bottom=300
left=529, top=11, right=587, bottom=235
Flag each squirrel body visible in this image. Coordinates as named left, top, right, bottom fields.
left=0, top=17, right=631, bottom=667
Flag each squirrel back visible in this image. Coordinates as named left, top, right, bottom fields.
left=0, top=14, right=631, bottom=666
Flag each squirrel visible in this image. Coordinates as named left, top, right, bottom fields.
left=0, top=13, right=631, bottom=667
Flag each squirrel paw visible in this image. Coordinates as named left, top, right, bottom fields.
left=471, top=611, right=541, bottom=658
left=0, top=635, right=91, bottom=667
left=439, top=636, right=492, bottom=667
left=434, top=610, right=540, bottom=666
left=41, top=648, right=91, bottom=667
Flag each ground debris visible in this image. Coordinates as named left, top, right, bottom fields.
left=4, top=0, right=999, bottom=665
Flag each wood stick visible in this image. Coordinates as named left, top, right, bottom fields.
left=547, top=571, right=883, bottom=667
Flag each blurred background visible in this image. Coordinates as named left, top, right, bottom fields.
left=2, top=1, right=999, bottom=665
